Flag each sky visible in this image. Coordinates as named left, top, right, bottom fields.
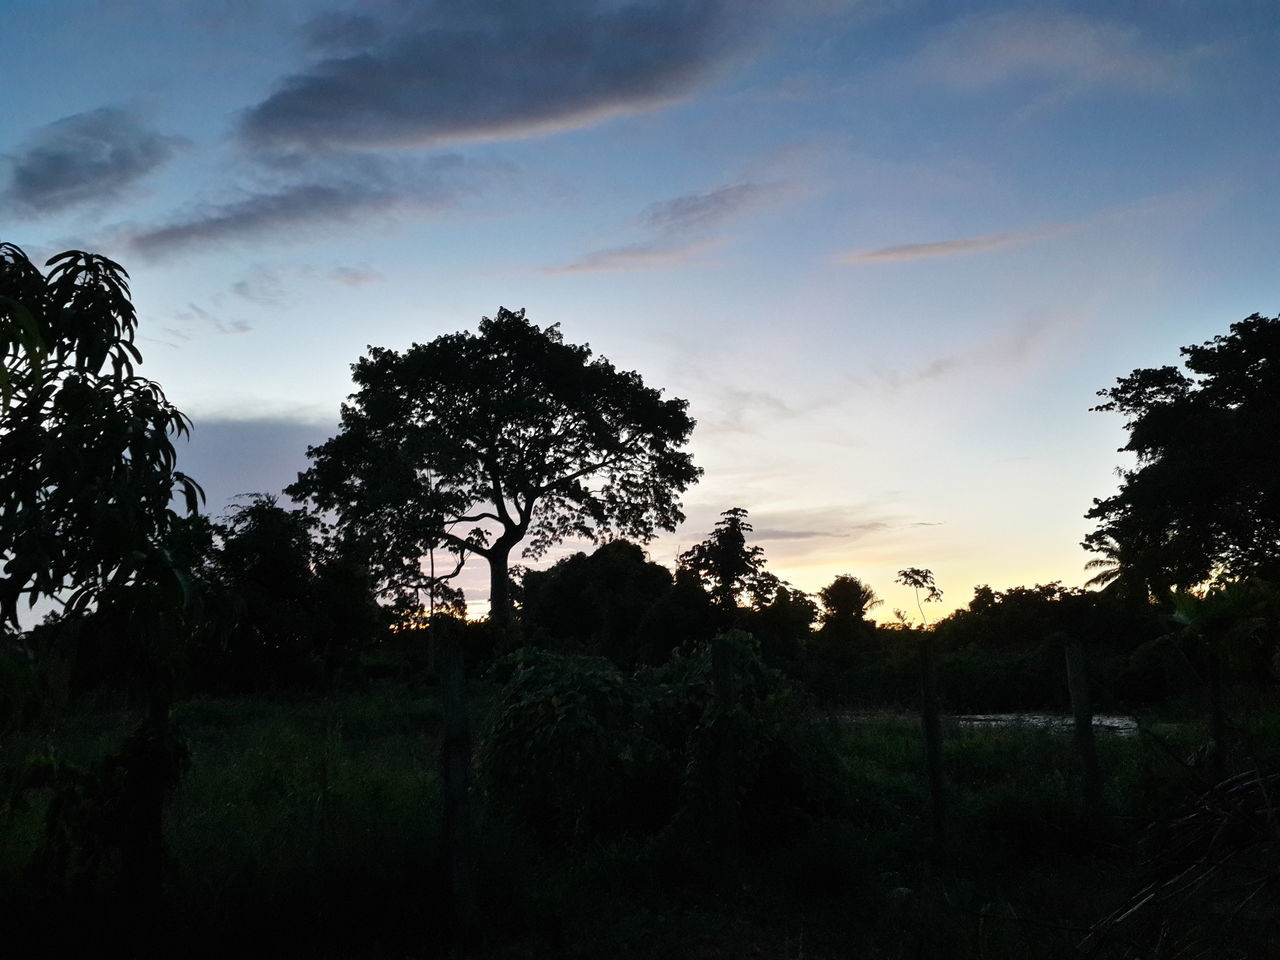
left=4, top=0, right=1278, bottom=622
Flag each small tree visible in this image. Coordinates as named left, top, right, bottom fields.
left=896, top=567, right=943, bottom=626
left=1, top=242, right=201, bottom=913
left=818, top=574, right=881, bottom=627
left=897, top=567, right=946, bottom=859
left=1, top=243, right=201, bottom=629
left=289, top=307, right=700, bottom=626
left=678, top=507, right=780, bottom=614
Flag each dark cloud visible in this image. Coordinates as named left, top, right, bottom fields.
left=752, top=528, right=847, bottom=541
left=2, top=107, right=180, bottom=214
left=128, top=152, right=482, bottom=256
left=241, top=0, right=751, bottom=151
left=176, top=416, right=337, bottom=516
left=129, top=181, right=398, bottom=256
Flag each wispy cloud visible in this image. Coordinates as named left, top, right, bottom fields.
left=174, top=301, right=253, bottom=337
left=545, top=237, right=724, bottom=275
left=911, top=10, right=1169, bottom=93
left=870, top=314, right=1062, bottom=390
left=641, top=182, right=775, bottom=233
left=840, top=230, right=1027, bottom=263
left=230, top=267, right=284, bottom=305
left=547, top=179, right=782, bottom=274
left=129, top=181, right=398, bottom=257
left=2, top=107, right=180, bottom=215
left=240, top=0, right=754, bottom=152
left=839, top=185, right=1211, bottom=265
left=127, top=154, right=476, bottom=257
left=328, top=264, right=383, bottom=286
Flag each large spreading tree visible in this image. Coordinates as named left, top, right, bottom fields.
left=289, top=307, right=701, bottom=624
left=1085, top=314, right=1280, bottom=594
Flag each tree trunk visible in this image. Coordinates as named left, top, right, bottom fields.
left=1065, top=639, right=1103, bottom=829
left=487, top=542, right=513, bottom=629
left=437, top=618, right=474, bottom=946
left=918, top=630, right=946, bottom=862
left=1206, top=641, right=1227, bottom=782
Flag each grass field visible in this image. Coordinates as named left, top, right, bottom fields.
left=2, top=685, right=1273, bottom=958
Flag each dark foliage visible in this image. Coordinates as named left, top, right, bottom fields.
left=0, top=242, right=201, bottom=629
left=678, top=507, right=780, bottom=613
left=1086, top=314, right=1280, bottom=593
left=519, top=539, right=676, bottom=667
left=289, top=307, right=700, bottom=625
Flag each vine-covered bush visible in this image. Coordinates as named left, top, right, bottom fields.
left=480, top=649, right=676, bottom=843
left=480, top=635, right=848, bottom=852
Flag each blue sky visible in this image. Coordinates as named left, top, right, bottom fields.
left=5, top=0, right=1277, bottom=619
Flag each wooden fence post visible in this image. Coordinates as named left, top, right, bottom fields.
left=1065, top=638, right=1103, bottom=829
left=437, top=616, right=474, bottom=946
left=918, top=630, right=946, bottom=862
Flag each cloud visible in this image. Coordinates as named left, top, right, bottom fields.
left=129, top=181, right=397, bottom=256
left=176, top=416, right=338, bottom=516
left=241, top=0, right=752, bottom=152
left=230, top=268, right=284, bottom=305
left=870, top=314, right=1060, bottom=390
left=544, top=237, right=723, bottom=274
left=641, top=182, right=775, bottom=233
left=843, top=231, right=1028, bottom=263
left=126, top=152, right=486, bottom=257
left=548, top=178, right=782, bottom=273
left=328, top=264, right=383, bottom=286
left=912, top=10, right=1168, bottom=93
left=175, top=301, right=253, bottom=336
left=749, top=506, right=897, bottom=544
left=2, top=107, right=180, bottom=215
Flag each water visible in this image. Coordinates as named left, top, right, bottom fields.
left=839, top=711, right=1141, bottom=737
left=952, top=713, right=1139, bottom=736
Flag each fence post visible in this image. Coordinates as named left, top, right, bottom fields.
left=711, top=631, right=739, bottom=875
left=1065, top=638, right=1103, bottom=829
left=437, top=616, right=473, bottom=946
left=918, top=630, right=946, bottom=862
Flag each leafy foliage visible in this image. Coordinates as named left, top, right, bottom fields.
left=818, top=574, right=881, bottom=627
left=678, top=508, right=780, bottom=612
left=0, top=242, right=201, bottom=627
left=289, top=307, right=700, bottom=622
left=1086, top=314, right=1280, bottom=591
left=518, top=539, right=676, bottom=667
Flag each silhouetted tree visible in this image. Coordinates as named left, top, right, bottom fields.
left=747, top=585, right=818, bottom=667
left=1086, top=315, right=1280, bottom=591
left=678, top=508, right=780, bottom=616
left=0, top=243, right=201, bottom=628
left=897, top=567, right=946, bottom=859
left=818, top=574, right=880, bottom=630
left=289, top=307, right=700, bottom=627
left=0, top=242, right=201, bottom=919
left=519, top=539, right=674, bottom=667
left=896, top=567, right=942, bottom=626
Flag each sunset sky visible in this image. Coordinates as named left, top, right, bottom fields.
left=5, top=0, right=1277, bottom=620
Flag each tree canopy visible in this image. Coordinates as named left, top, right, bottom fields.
left=289, top=307, right=700, bottom=623
left=677, top=507, right=780, bottom=612
left=0, top=243, right=200, bottom=627
left=1085, top=314, right=1280, bottom=593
